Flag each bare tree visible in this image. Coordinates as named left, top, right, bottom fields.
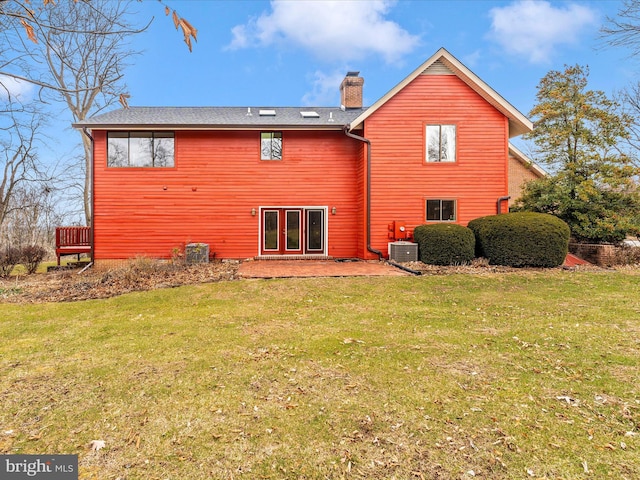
left=0, top=0, right=195, bottom=98
left=602, top=0, right=640, bottom=54
left=615, top=83, right=640, bottom=168
left=0, top=0, right=197, bottom=226
left=0, top=183, right=65, bottom=249
left=1, top=0, right=197, bottom=57
left=0, top=96, right=49, bottom=235
left=602, top=0, right=640, bottom=168
left=43, top=0, right=143, bottom=225
left=1, top=0, right=144, bottom=225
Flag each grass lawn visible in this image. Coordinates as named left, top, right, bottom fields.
left=1, top=270, right=639, bottom=479
left=9, top=258, right=91, bottom=276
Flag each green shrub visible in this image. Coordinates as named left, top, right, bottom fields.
left=413, top=223, right=475, bottom=265
left=467, top=212, right=570, bottom=267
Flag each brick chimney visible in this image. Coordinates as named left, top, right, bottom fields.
left=340, top=71, right=364, bottom=109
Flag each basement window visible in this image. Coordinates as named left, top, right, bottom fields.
left=426, top=199, right=456, bottom=221
left=261, top=132, right=282, bottom=160
left=107, top=132, right=174, bottom=167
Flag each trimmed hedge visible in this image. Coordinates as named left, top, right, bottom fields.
left=413, top=223, right=475, bottom=265
left=467, top=212, right=570, bottom=267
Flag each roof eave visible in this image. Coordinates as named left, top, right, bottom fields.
left=509, top=119, right=533, bottom=139
left=72, top=123, right=351, bottom=131
left=508, top=142, right=547, bottom=177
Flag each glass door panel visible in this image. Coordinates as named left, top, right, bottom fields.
left=306, top=209, right=324, bottom=253
left=262, top=208, right=325, bottom=255
left=263, top=210, right=279, bottom=252
left=286, top=210, right=301, bottom=251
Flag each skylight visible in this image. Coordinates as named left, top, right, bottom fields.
left=259, top=109, right=276, bottom=116
left=300, top=111, right=320, bottom=118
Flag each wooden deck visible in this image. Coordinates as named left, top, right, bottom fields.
left=56, top=226, right=92, bottom=265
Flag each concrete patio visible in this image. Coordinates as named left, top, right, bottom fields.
left=238, top=260, right=411, bottom=278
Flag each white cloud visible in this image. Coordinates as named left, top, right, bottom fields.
left=462, top=50, right=482, bottom=68
left=488, top=0, right=597, bottom=64
left=227, top=0, right=420, bottom=63
left=301, top=70, right=345, bottom=106
left=0, top=75, right=34, bottom=101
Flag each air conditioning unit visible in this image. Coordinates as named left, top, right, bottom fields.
left=388, top=241, right=418, bottom=262
left=185, top=243, right=209, bottom=264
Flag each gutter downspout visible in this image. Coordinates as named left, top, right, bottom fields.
left=343, top=126, right=383, bottom=260
left=81, top=127, right=95, bottom=266
left=497, top=195, right=510, bottom=214
left=387, top=260, right=422, bottom=276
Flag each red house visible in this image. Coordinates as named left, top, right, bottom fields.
left=73, top=48, right=533, bottom=264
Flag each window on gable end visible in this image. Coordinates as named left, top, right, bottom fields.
left=426, top=125, right=456, bottom=162
left=261, top=132, right=282, bottom=160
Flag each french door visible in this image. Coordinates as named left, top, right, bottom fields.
left=261, top=208, right=325, bottom=255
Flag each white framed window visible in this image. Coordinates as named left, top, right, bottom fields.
left=426, top=199, right=456, bottom=221
left=426, top=125, right=456, bottom=162
left=261, top=132, right=283, bottom=160
left=107, top=132, right=174, bottom=167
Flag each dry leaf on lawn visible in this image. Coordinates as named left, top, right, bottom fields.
left=89, top=440, right=106, bottom=451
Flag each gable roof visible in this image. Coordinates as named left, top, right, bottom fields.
left=74, top=48, right=532, bottom=138
left=348, top=48, right=533, bottom=138
left=73, top=106, right=365, bottom=131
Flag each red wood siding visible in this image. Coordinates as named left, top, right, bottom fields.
left=363, top=74, right=510, bottom=258
left=92, top=75, right=515, bottom=261
left=92, top=130, right=361, bottom=260
left=355, top=140, right=366, bottom=258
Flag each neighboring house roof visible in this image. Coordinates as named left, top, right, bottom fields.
left=508, top=143, right=547, bottom=177
left=348, top=47, right=533, bottom=138
left=73, top=106, right=365, bottom=131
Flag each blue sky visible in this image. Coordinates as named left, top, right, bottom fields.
left=128, top=0, right=635, bottom=160
left=5, top=0, right=638, bottom=171
left=123, top=0, right=633, bottom=114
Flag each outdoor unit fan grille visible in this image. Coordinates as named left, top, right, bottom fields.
left=388, top=241, right=418, bottom=262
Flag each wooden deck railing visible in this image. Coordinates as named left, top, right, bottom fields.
left=55, top=226, right=92, bottom=265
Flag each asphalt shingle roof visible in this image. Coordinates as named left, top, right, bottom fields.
left=73, top=106, right=367, bottom=130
